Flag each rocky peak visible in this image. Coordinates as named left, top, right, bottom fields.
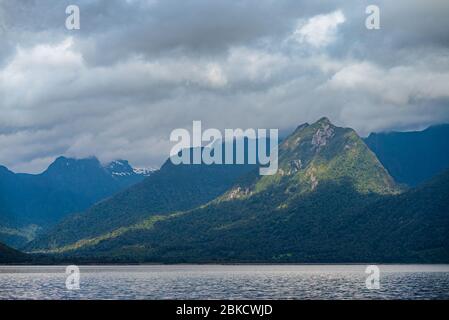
left=106, top=160, right=134, bottom=177
left=44, top=156, right=102, bottom=176
left=105, top=160, right=155, bottom=177
left=316, top=117, right=332, bottom=125
left=311, top=123, right=335, bottom=149
left=225, top=117, right=398, bottom=200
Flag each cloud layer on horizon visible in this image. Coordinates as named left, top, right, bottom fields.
left=1, top=0, right=449, bottom=173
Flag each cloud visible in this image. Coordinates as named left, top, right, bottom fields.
left=292, top=10, right=346, bottom=47
left=326, top=61, right=449, bottom=105
left=0, top=0, right=448, bottom=173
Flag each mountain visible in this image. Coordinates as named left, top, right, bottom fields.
left=0, top=157, right=152, bottom=248
left=79, top=167, right=445, bottom=263
left=106, top=160, right=153, bottom=181
left=0, top=242, right=27, bottom=263
left=222, top=117, right=398, bottom=198
left=27, top=153, right=256, bottom=252
left=364, top=124, right=449, bottom=187
left=352, top=168, right=449, bottom=262
left=32, top=118, right=448, bottom=263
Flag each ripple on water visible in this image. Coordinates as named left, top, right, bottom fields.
left=1, top=265, right=449, bottom=300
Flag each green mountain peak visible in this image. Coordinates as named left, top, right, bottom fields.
left=223, top=118, right=398, bottom=200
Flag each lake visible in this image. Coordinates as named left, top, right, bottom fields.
left=1, top=264, right=449, bottom=300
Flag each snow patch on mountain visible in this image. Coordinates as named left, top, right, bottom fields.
left=105, top=160, right=156, bottom=177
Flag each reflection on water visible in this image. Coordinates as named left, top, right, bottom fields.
left=1, top=265, right=449, bottom=300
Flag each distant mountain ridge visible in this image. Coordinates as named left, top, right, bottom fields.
left=29, top=119, right=447, bottom=263
left=31, top=118, right=449, bottom=264
left=0, top=157, right=153, bottom=248
left=106, top=160, right=154, bottom=178
left=3, top=119, right=449, bottom=264
left=364, top=124, right=449, bottom=187
left=0, top=242, right=27, bottom=263
left=27, top=154, right=257, bottom=252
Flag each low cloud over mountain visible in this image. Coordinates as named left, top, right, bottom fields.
left=1, top=0, right=449, bottom=173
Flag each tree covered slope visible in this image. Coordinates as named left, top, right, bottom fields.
left=0, top=157, right=150, bottom=248
left=27, top=118, right=449, bottom=263
left=364, top=124, right=449, bottom=187
left=0, top=242, right=27, bottom=263
left=27, top=157, right=256, bottom=252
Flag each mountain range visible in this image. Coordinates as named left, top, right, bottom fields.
left=0, top=157, right=153, bottom=247
left=364, top=124, right=449, bottom=186
left=1, top=118, right=449, bottom=263
left=26, top=153, right=256, bottom=252
left=0, top=242, right=26, bottom=263
left=24, top=118, right=449, bottom=263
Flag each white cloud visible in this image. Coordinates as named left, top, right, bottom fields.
left=327, top=61, right=449, bottom=105
left=292, top=10, right=346, bottom=47
left=0, top=38, right=84, bottom=121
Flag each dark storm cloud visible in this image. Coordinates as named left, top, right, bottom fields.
left=1, top=0, right=341, bottom=63
left=0, top=0, right=448, bottom=172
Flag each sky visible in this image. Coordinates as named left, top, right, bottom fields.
left=1, top=0, right=449, bottom=173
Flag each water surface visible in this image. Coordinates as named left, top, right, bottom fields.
left=1, top=264, right=448, bottom=300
